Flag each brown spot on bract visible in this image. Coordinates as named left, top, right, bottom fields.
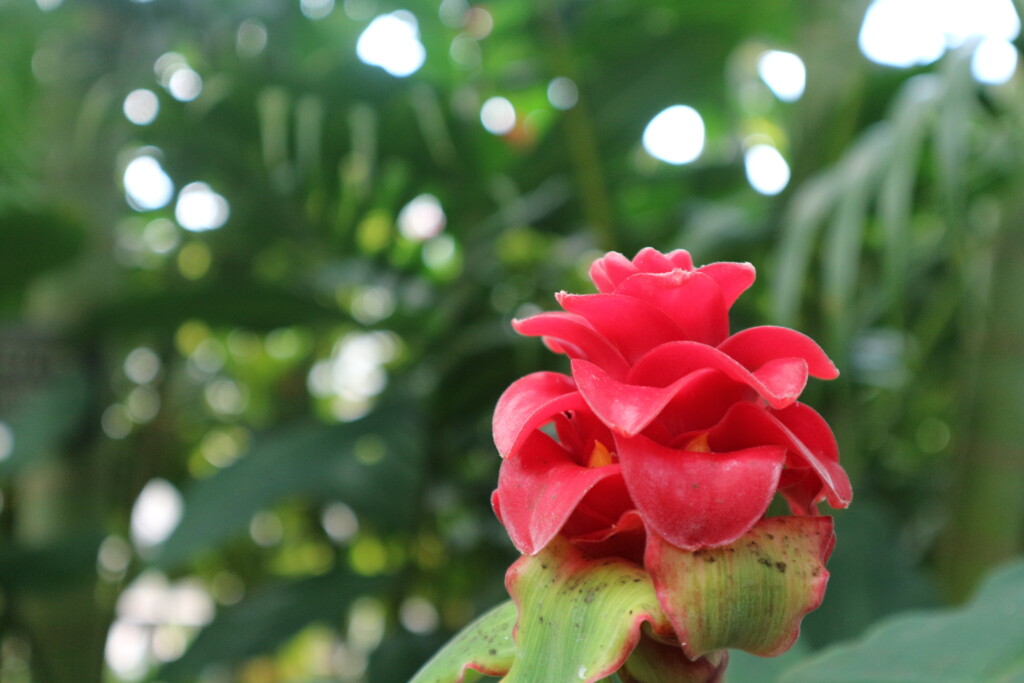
left=758, top=557, right=772, bottom=568
left=775, top=561, right=787, bottom=573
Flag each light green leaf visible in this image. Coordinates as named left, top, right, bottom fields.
left=773, top=173, right=839, bottom=326
left=647, top=516, right=834, bottom=659
left=781, top=558, right=1024, bottom=682
left=409, top=601, right=517, bottom=683
left=503, top=537, right=674, bottom=683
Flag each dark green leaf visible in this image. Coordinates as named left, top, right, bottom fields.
left=157, top=404, right=422, bottom=569
left=0, top=371, right=89, bottom=477
left=160, top=569, right=390, bottom=682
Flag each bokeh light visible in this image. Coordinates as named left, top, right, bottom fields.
left=859, top=0, right=1020, bottom=81
left=236, top=19, right=268, bottom=57
left=0, top=421, right=13, bottom=462
left=356, top=11, right=426, bottom=77
left=744, top=143, right=791, bottom=195
left=398, top=193, right=446, bottom=241
left=972, top=38, right=1019, bottom=84
left=175, top=182, right=230, bottom=232
left=547, top=77, right=579, bottom=110
left=301, top=0, right=335, bottom=20
left=123, top=155, right=174, bottom=211
left=757, top=50, right=806, bottom=102
left=123, top=89, right=160, bottom=125
left=480, top=96, right=516, bottom=135
left=130, top=479, right=184, bottom=549
left=642, top=105, right=705, bottom=165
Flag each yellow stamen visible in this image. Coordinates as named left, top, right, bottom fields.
left=587, top=440, right=614, bottom=468
left=685, top=433, right=711, bottom=453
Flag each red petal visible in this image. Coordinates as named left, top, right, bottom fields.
left=709, top=402, right=852, bottom=509
left=492, top=372, right=586, bottom=458
left=568, top=509, right=646, bottom=564
left=632, top=247, right=677, bottom=273
left=572, top=359, right=686, bottom=436
left=777, top=467, right=823, bottom=515
left=655, top=370, right=755, bottom=437
left=589, top=251, right=637, bottom=292
left=558, top=293, right=686, bottom=364
left=718, top=326, right=839, bottom=380
left=617, top=433, right=786, bottom=549
left=629, top=341, right=809, bottom=409
left=695, top=261, right=756, bottom=308
left=512, top=312, right=631, bottom=378
left=614, top=271, right=730, bottom=346
left=664, top=249, right=695, bottom=271
left=772, top=403, right=852, bottom=508
left=494, top=431, right=625, bottom=555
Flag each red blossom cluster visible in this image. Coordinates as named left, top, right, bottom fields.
left=492, top=248, right=852, bottom=565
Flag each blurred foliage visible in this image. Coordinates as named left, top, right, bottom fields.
left=0, top=0, right=1023, bottom=682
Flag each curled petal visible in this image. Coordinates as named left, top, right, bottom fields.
left=771, top=403, right=852, bottom=508
left=632, top=247, right=678, bottom=273
left=655, top=371, right=755, bottom=437
left=558, top=293, right=686, bottom=363
left=493, top=431, right=624, bottom=555
left=512, top=312, right=631, bottom=379
left=695, top=261, right=756, bottom=308
left=574, top=359, right=746, bottom=437
left=567, top=509, right=646, bottom=564
left=709, top=402, right=852, bottom=509
left=777, top=467, right=823, bottom=516
left=629, top=341, right=809, bottom=410
left=573, top=359, right=684, bottom=436
left=617, top=432, right=786, bottom=550
left=589, top=251, right=638, bottom=292
left=718, top=325, right=839, bottom=380
left=664, top=249, right=695, bottom=271
left=492, top=372, right=586, bottom=457
left=614, top=271, right=729, bottom=346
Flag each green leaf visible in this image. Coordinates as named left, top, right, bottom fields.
left=0, top=532, right=104, bottom=592
left=0, top=206, right=85, bottom=297
left=81, top=281, right=340, bottom=335
left=821, top=126, right=887, bottom=351
left=503, top=537, right=675, bottom=683
left=773, top=173, right=839, bottom=326
left=0, top=371, right=88, bottom=477
left=724, top=638, right=811, bottom=683
left=780, top=558, right=1024, bottom=682
left=409, top=601, right=517, bottom=683
left=159, top=569, right=389, bottom=682
left=156, top=404, right=421, bottom=569
left=646, top=517, right=834, bottom=659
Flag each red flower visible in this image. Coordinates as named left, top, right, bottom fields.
left=492, top=248, right=851, bottom=557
